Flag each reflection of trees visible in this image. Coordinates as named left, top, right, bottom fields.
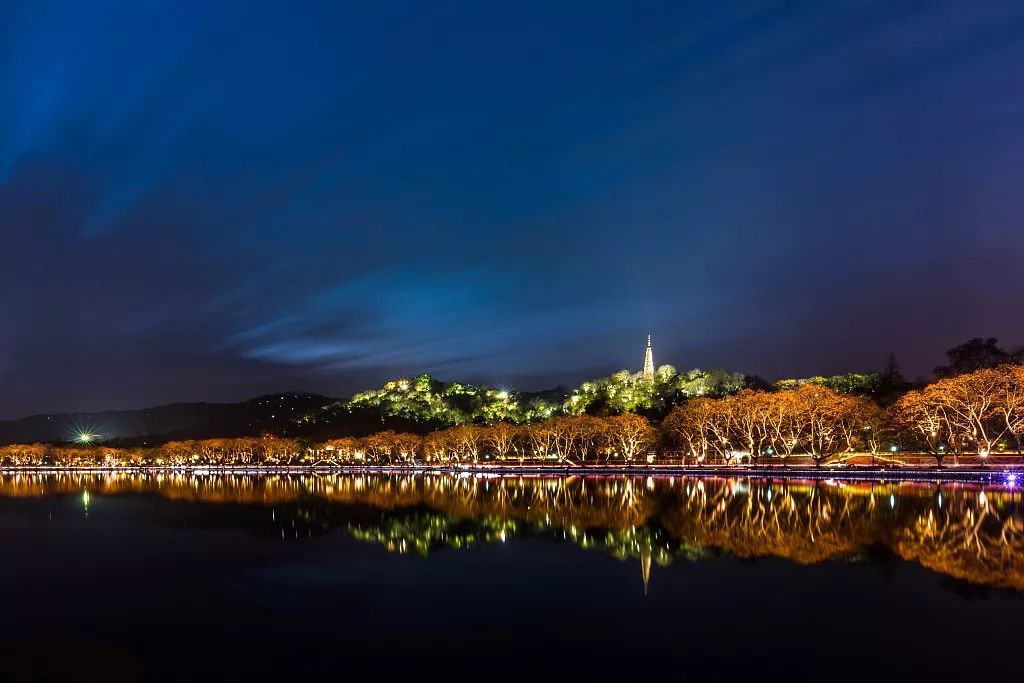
left=660, top=480, right=890, bottom=564
left=893, top=493, right=1024, bottom=590
left=347, top=514, right=515, bottom=556
left=0, top=473, right=1020, bottom=591
left=418, top=476, right=657, bottom=529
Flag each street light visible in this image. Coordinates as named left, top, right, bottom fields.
left=75, top=431, right=96, bottom=444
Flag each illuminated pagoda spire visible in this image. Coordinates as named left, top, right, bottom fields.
left=642, top=334, right=655, bottom=381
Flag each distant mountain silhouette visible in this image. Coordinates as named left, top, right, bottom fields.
left=0, top=393, right=336, bottom=446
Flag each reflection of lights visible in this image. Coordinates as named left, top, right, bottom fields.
left=889, top=494, right=895, bottom=509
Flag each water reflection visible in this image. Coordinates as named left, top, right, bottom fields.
left=0, top=472, right=1021, bottom=591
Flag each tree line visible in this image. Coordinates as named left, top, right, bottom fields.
left=2, top=362, right=1023, bottom=469
left=0, top=414, right=659, bottom=467
left=665, top=364, right=1024, bottom=466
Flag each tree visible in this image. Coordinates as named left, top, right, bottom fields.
left=323, top=437, right=361, bottom=463
left=791, top=385, right=859, bottom=466
left=362, top=431, right=398, bottom=463
left=523, top=421, right=556, bottom=460
left=893, top=390, right=949, bottom=464
left=390, top=433, right=422, bottom=463
left=935, top=337, right=1023, bottom=377
left=993, top=365, right=1024, bottom=456
left=604, top=414, right=656, bottom=462
left=663, top=398, right=723, bottom=463
left=483, top=422, right=520, bottom=460
left=726, top=390, right=772, bottom=461
left=882, top=352, right=905, bottom=389
left=913, top=368, right=1011, bottom=457
left=835, top=396, right=886, bottom=454
left=444, top=424, right=484, bottom=462
left=421, top=431, right=450, bottom=463
left=772, top=390, right=806, bottom=459
left=773, top=374, right=882, bottom=395
left=255, top=435, right=299, bottom=464
left=548, top=415, right=602, bottom=464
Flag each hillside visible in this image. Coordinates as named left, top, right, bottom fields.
left=0, top=393, right=336, bottom=446
left=0, top=367, right=888, bottom=447
left=301, top=367, right=755, bottom=430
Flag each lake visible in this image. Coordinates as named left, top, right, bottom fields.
left=0, top=472, right=1021, bottom=681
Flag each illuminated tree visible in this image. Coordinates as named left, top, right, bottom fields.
left=603, top=413, right=656, bottom=462
left=322, top=437, right=361, bottom=464
left=444, top=424, right=484, bottom=462
left=0, top=443, right=50, bottom=466
left=547, top=415, right=603, bottom=464
left=483, top=422, right=520, bottom=460
left=662, top=398, right=723, bottom=463
left=725, top=390, right=773, bottom=461
left=361, top=431, right=398, bottom=463
left=845, top=396, right=888, bottom=454
left=923, top=368, right=1010, bottom=457
left=421, top=431, right=450, bottom=463
left=790, top=385, right=859, bottom=465
left=390, top=433, right=423, bottom=463
left=774, top=373, right=882, bottom=395
left=893, top=390, right=950, bottom=464
left=994, top=365, right=1024, bottom=455
left=523, top=420, right=556, bottom=460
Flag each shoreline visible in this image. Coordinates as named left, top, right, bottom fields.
left=0, top=464, right=1020, bottom=484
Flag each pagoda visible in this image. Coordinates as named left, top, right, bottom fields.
left=642, top=334, right=655, bottom=381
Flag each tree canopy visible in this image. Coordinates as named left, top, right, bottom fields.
left=935, top=337, right=1024, bottom=377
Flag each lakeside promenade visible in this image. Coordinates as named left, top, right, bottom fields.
left=0, top=461, right=1020, bottom=484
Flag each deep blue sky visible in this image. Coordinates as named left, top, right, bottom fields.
left=2, top=0, right=1024, bottom=417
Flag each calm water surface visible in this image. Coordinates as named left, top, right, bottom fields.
left=0, top=472, right=1021, bottom=682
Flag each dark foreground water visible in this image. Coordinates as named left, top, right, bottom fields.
left=0, top=473, right=1021, bottom=682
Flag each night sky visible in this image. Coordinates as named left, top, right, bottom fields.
left=2, top=1, right=1024, bottom=417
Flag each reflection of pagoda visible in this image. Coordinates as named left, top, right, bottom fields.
left=640, top=544, right=652, bottom=595
left=642, top=335, right=655, bottom=381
